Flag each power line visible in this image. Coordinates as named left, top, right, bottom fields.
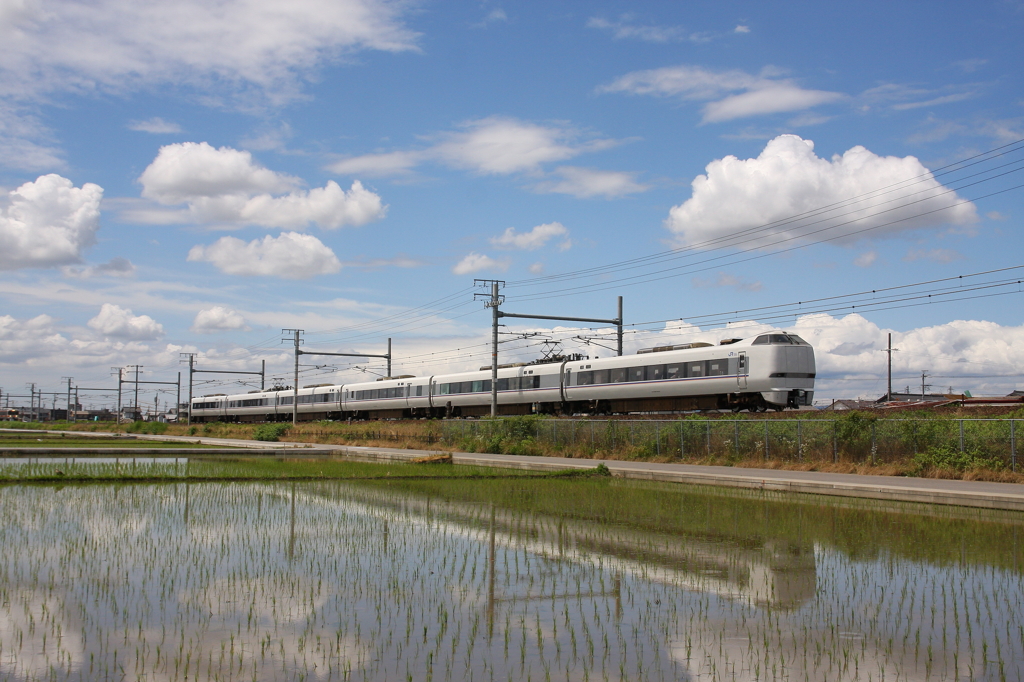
left=506, top=138, right=1024, bottom=290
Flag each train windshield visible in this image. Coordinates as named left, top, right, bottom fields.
left=752, top=333, right=809, bottom=345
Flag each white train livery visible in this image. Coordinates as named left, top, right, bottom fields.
left=189, top=331, right=814, bottom=422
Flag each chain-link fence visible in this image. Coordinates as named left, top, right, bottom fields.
left=441, top=418, right=1022, bottom=470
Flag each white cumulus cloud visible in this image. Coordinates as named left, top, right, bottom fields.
left=0, top=174, right=103, bottom=269
left=641, top=313, right=1024, bottom=399
left=187, top=232, right=342, bottom=278
left=452, top=252, right=509, bottom=275
left=598, top=65, right=844, bottom=123
left=665, top=135, right=979, bottom=248
left=532, top=166, right=648, bottom=198
left=87, top=304, right=164, bottom=340
left=789, top=314, right=1024, bottom=398
left=490, top=222, right=570, bottom=251
left=138, top=142, right=386, bottom=229
left=192, top=306, right=248, bottom=333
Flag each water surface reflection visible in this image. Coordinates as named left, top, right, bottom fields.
left=0, top=478, right=1019, bottom=681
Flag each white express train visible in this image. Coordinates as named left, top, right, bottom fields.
left=189, top=331, right=815, bottom=422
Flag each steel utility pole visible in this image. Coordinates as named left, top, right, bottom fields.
left=920, top=371, right=930, bottom=402
left=474, top=280, right=505, bottom=418
left=180, top=354, right=264, bottom=425
left=881, top=333, right=899, bottom=402
left=113, top=367, right=124, bottom=422
left=133, top=365, right=141, bottom=419
left=473, top=281, right=623, bottom=418
left=63, top=376, right=73, bottom=422
left=283, top=329, right=303, bottom=425
left=183, top=353, right=195, bottom=425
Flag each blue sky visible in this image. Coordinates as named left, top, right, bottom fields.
left=2, top=0, right=1023, bottom=409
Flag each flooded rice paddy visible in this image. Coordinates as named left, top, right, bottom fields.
left=0, top=475, right=1022, bottom=681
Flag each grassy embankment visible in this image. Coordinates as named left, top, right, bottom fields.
left=0, top=424, right=605, bottom=483
left=7, top=407, right=1024, bottom=483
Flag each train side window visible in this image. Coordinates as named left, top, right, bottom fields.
left=628, top=366, right=644, bottom=382
left=577, top=371, right=593, bottom=385
left=646, top=365, right=666, bottom=381
left=471, top=380, right=483, bottom=392
left=708, top=360, right=727, bottom=376
left=593, top=369, right=609, bottom=384
left=688, top=361, right=705, bottom=377
left=666, top=363, right=683, bottom=379
left=415, top=385, right=422, bottom=397
left=438, top=383, right=449, bottom=395
left=496, top=378, right=509, bottom=391
left=609, top=367, right=627, bottom=383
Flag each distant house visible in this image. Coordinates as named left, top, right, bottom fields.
left=876, top=391, right=950, bottom=404
left=824, top=399, right=878, bottom=411
left=1010, top=390, right=1024, bottom=397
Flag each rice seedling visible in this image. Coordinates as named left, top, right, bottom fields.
left=0, top=476, right=1019, bottom=680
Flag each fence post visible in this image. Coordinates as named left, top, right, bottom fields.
left=871, top=422, right=876, bottom=465
left=590, top=421, right=595, bottom=449
left=706, top=420, right=711, bottom=455
left=656, top=422, right=661, bottom=457
left=959, top=419, right=964, bottom=453
left=609, top=420, right=614, bottom=451
left=832, top=420, right=837, bottom=463
left=680, top=421, right=684, bottom=458
left=734, top=421, right=740, bottom=458
left=764, top=420, right=769, bottom=460
left=630, top=421, right=634, bottom=447
left=797, top=420, right=802, bottom=461
left=1012, top=420, right=1017, bottom=473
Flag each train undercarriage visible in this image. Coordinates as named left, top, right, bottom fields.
left=189, top=389, right=810, bottom=423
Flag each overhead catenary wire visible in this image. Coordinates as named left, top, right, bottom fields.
left=504, top=138, right=1024, bottom=289
left=503, top=178, right=1024, bottom=304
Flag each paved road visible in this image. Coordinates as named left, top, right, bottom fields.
left=9, top=428, right=1024, bottom=512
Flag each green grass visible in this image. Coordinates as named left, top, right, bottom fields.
left=0, top=437, right=223, bottom=448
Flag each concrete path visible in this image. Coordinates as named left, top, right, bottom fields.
left=6, top=428, right=1024, bottom=512
left=324, top=443, right=1024, bottom=512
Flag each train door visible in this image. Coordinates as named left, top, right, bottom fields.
left=737, top=352, right=748, bottom=389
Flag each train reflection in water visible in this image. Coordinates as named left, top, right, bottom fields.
left=319, top=483, right=817, bottom=611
